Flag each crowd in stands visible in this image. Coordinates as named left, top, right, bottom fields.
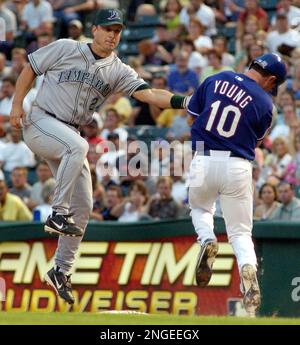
left=1, top=0, right=300, bottom=222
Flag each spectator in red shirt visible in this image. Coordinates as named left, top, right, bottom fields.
left=82, top=119, right=106, bottom=166
left=236, top=0, right=269, bottom=42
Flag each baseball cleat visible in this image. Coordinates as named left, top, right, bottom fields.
left=44, top=213, right=83, bottom=237
left=195, top=239, right=219, bottom=287
left=44, top=267, right=75, bottom=305
left=240, top=264, right=261, bottom=318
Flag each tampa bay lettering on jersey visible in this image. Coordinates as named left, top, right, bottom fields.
left=213, top=80, right=253, bottom=109
left=58, top=69, right=111, bottom=97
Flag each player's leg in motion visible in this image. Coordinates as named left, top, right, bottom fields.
left=44, top=159, right=93, bottom=304
left=220, top=158, right=261, bottom=317
left=23, top=114, right=89, bottom=237
left=23, top=114, right=93, bottom=304
left=189, top=155, right=219, bottom=287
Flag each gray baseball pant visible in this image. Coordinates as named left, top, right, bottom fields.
left=23, top=105, right=93, bottom=272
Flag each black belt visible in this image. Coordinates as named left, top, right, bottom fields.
left=193, top=150, right=241, bottom=158
left=45, top=111, right=80, bottom=130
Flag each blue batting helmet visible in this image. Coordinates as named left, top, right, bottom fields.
left=249, top=53, right=287, bottom=96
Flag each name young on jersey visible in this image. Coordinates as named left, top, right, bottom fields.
left=58, top=69, right=112, bottom=97
left=214, top=80, right=253, bottom=109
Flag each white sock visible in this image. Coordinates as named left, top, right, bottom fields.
left=230, top=236, right=257, bottom=272
left=191, top=208, right=216, bottom=245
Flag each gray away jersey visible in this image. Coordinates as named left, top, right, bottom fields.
left=28, top=39, right=146, bottom=125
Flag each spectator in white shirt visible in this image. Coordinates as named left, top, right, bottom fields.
left=269, top=104, right=299, bottom=141
left=265, top=136, right=293, bottom=180
left=0, top=76, right=31, bottom=122
left=32, top=178, right=55, bottom=221
left=179, top=0, right=216, bottom=37
left=0, top=0, right=17, bottom=42
left=266, top=13, right=300, bottom=54
left=0, top=53, right=12, bottom=79
left=271, top=0, right=300, bottom=27
left=21, top=0, right=53, bottom=36
left=213, top=36, right=235, bottom=68
left=0, top=127, right=36, bottom=172
left=179, top=38, right=207, bottom=76
left=188, top=17, right=213, bottom=55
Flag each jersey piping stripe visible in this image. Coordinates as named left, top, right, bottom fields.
left=127, top=81, right=147, bottom=97
left=95, top=56, right=118, bottom=69
left=187, top=108, right=200, bottom=117
left=81, top=57, right=118, bottom=123
left=80, top=50, right=100, bottom=121
left=28, top=118, right=72, bottom=205
left=117, top=74, right=128, bottom=88
left=70, top=43, right=90, bottom=124
left=82, top=65, right=101, bottom=121
left=72, top=45, right=118, bottom=123
left=257, top=125, right=271, bottom=141
left=28, top=55, right=43, bottom=76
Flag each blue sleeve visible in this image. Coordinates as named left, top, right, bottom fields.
left=257, top=108, right=273, bottom=140
left=187, top=80, right=207, bottom=117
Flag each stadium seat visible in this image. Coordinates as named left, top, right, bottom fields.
left=122, top=27, right=155, bottom=41
left=28, top=169, right=38, bottom=185
left=13, top=34, right=27, bottom=49
left=259, top=0, right=277, bottom=10
left=126, top=126, right=169, bottom=148
left=128, top=125, right=167, bottom=137
left=118, top=42, right=139, bottom=56
left=295, top=185, right=300, bottom=199
left=220, top=26, right=237, bottom=38
left=82, top=10, right=95, bottom=38
left=267, top=10, right=277, bottom=22
left=227, top=38, right=236, bottom=55
left=128, top=15, right=161, bottom=27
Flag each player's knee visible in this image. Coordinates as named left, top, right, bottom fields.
left=75, top=140, right=89, bottom=158
left=87, top=197, right=93, bottom=214
left=82, top=195, right=93, bottom=215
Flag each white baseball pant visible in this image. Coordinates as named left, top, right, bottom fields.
left=189, top=151, right=257, bottom=271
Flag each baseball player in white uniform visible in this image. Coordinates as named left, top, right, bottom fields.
left=10, top=9, right=190, bottom=304
left=187, top=54, right=287, bottom=317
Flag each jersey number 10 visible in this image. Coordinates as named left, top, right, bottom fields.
left=206, top=100, right=241, bottom=138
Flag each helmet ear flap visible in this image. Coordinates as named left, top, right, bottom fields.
left=249, top=60, right=280, bottom=96
left=270, top=85, right=278, bottom=96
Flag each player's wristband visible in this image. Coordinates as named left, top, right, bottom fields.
left=170, top=95, right=191, bottom=109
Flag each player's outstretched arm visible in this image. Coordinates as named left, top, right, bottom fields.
left=10, top=63, right=37, bottom=129
left=132, top=88, right=190, bottom=109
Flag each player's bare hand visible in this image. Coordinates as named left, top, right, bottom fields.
left=10, top=105, right=25, bottom=129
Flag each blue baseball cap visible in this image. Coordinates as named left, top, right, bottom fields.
left=249, top=53, right=287, bottom=96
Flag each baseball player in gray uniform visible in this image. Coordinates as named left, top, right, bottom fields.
left=10, top=9, right=189, bottom=305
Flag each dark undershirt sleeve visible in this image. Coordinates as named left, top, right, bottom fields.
left=134, top=83, right=151, bottom=92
